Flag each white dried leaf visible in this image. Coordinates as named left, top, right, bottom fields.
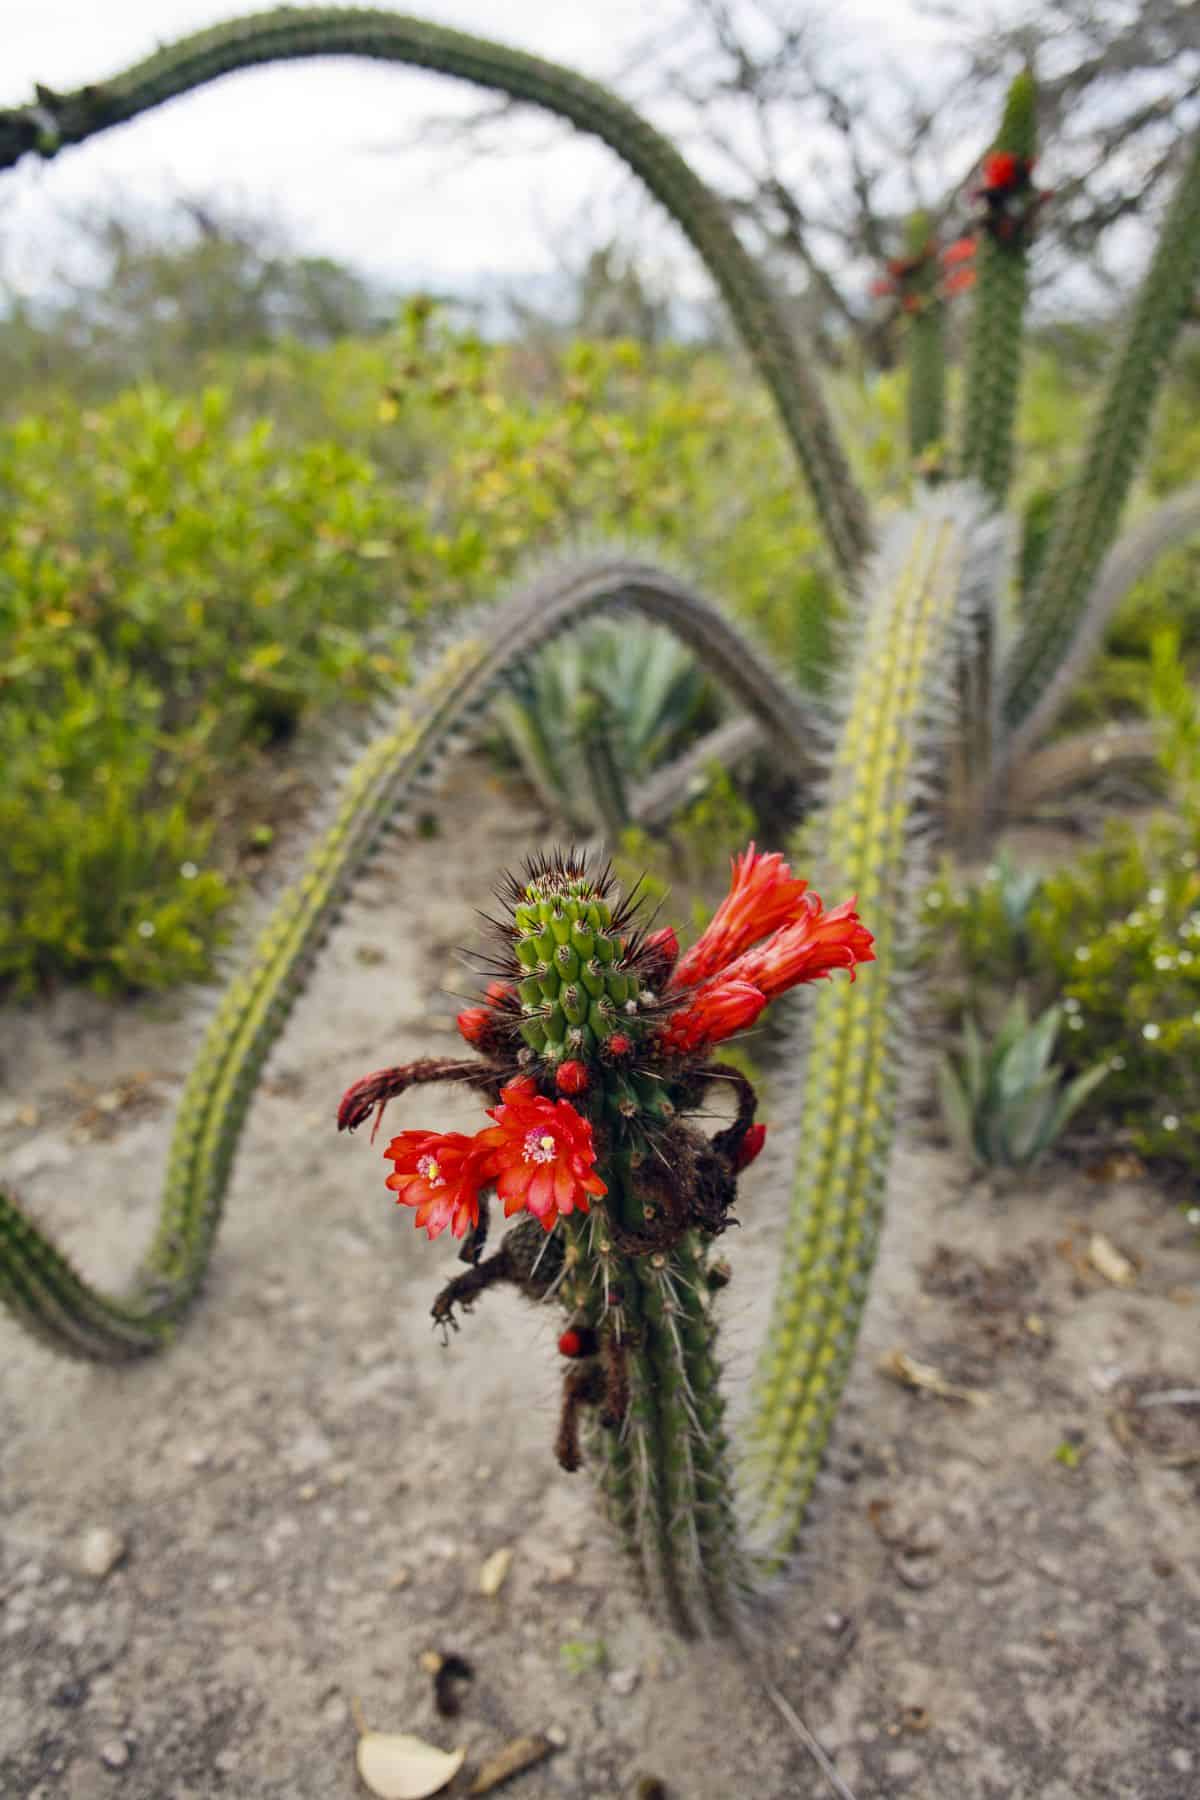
left=1087, top=1231, right=1136, bottom=1287
left=478, top=1546, right=513, bottom=1597
left=356, top=1731, right=465, bottom=1799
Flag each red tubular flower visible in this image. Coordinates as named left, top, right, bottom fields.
left=658, top=979, right=768, bottom=1056
left=476, top=1081, right=607, bottom=1231
left=941, top=235, right=977, bottom=268
left=383, top=1130, right=484, bottom=1241
left=671, top=844, right=810, bottom=989
left=722, top=894, right=875, bottom=998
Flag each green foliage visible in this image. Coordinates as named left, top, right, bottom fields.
left=0, top=384, right=409, bottom=992
left=0, top=657, right=231, bottom=994
left=937, top=996, right=1109, bottom=1170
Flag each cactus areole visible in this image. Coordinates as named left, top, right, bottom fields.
left=338, top=847, right=872, bottom=1537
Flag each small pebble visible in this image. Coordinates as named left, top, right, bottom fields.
left=607, top=1666, right=639, bottom=1697
left=78, top=1527, right=127, bottom=1581
left=99, top=1739, right=130, bottom=1770
left=545, top=1726, right=568, bottom=1749
left=893, top=1549, right=941, bottom=1590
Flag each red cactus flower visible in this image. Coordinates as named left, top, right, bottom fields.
left=983, top=150, right=1021, bottom=191
left=734, top=1122, right=767, bottom=1171
left=383, top=1129, right=484, bottom=1241
left=943, top=267, right=976, bottom=296
left=658, top=979, right=768, bottom=1056
left=723, top=894, right=875, bottom=998
left=476, top=1080, right=607, bottom=1230
left=672, top=844, right=810, bottom=989
left=555, top=1059, right=589, bottom=1095
left=941, top=235, right=977, bottom=267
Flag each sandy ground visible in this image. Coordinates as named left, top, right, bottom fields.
left=2, top=765, right=1198, bottom=1800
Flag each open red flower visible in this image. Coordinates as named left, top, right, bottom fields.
left=671, top=844, right=810, bottom=988
left=476, top=1079, right=607, bottom=1231
left=722, top=894, right=875, bottom=997
left=383, top=1130, right=484, bottom=1241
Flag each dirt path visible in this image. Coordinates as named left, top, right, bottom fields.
left=2, top=768, right=1198, bottom=1799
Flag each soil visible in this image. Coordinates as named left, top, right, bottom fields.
left=2, top=764, right=1198, bottom=1800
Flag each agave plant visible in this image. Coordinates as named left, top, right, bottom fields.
left=491, top=615, right=719, bottom=838
left=938, top=997, right=1110, bottom=1171
left=2, top=13, right=1200, bottom=1627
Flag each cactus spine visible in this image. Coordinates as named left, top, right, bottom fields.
left=959, top=71, right=1037, bottom=504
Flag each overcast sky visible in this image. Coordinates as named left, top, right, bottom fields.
left=1, top=0, right=961, bottom=300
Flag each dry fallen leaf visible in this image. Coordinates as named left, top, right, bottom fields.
left=478, top=1546, right=513, bottom=1597
left=878, top=1348, right=989, bottom=1406
left=1087, top=1232, right=1136, bottom=1287
left=466, top=1734, right=553, bottom=1795
left=356, top=1731, right=466, bottom=1799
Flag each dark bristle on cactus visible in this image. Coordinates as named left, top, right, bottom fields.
left=338, top=844, right=873, bottom=1634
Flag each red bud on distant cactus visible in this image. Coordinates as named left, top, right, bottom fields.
left=555, top=1059, right=589, bottom=1095
left=983, top=149, right=1021, bottom=191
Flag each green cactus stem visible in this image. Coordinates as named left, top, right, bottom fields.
left=900, top=213, right=947, bottom=470
left=959, top=70, right=1038, bottom=504
left=744, top=487, right=1006, bottom=1558
left=1002, top=124, right=1200, bottom=744
left=0, top=8, right=871, bottom=583
left=0, top=555, right=819, bottom=1362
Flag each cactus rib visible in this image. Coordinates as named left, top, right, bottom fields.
left=0, top=555, right=818, bottom=1361
left=0, top=8, right=871, bottom=581
left=744, top=488, right=1004, bottom=1557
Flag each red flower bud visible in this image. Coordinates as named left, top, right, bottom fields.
left=983, top=150, right=1020, bottom=191
left=734, top=1122, right=767, bottom=1171
left=607, top=1032, right=633, bottom=1058
left=643, top=925, right=680, bottom=973
left=485, top=980, right=514, bottom=1006
left=456, top=1007, right=493, bottom=1048
left=558, top=1326, right=597, bottom=1358
left=555, top=1059, right=589, bottom=1095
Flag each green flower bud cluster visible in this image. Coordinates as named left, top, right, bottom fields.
left=510, top=875, right=647, bottom=1060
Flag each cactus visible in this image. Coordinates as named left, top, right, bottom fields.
left=341, top=844, right=872, bottom=1634
left=959, top=70, right=1038, bottom=504
left=0, top=555, right=818, bottom=1361
left=5, top=19, right=1200, bottom=1635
